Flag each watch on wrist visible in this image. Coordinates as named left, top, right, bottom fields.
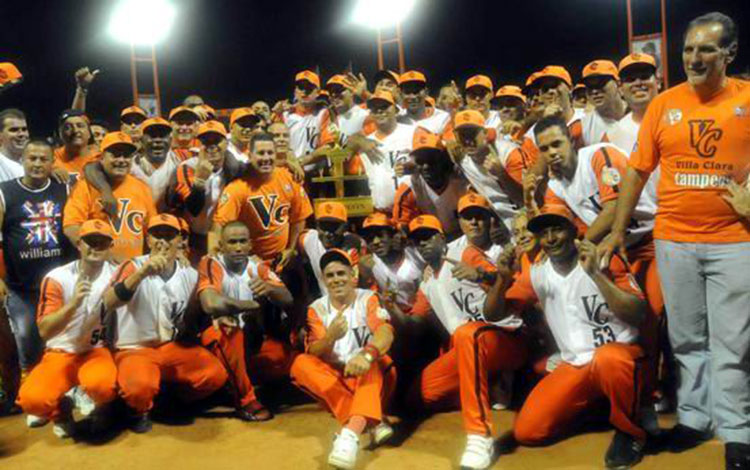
left=361, top=351, right=375, bottom=363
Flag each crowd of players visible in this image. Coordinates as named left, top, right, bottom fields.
left=0, top=10, right=749, bottom=470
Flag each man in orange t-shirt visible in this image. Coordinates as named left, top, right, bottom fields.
left=64, top=132, right=156, bottom=262
left=600, top=13, right=750, bottom=465
left=54, top=109, right=99, bottom=186
left=211, top=132, right=313, bottom=268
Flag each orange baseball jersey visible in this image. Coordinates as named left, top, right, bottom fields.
left=306, top=289, right=392, bottom=366
left=174, top=157, right=227, bottom=235
left=53, top=147, right=99, bottom=187
left=37, top=260, right=119, bottom=353
left=411, top=244, right=522, bottom=334
left=109, top=255, right=198, bottom=349
left=213, top=168, right=313, bottom=260
left=629, top=79, right=750, bottom=243
left=63, top=175, right=157, bottom=261
left=545, top=143, right=656, bottom=246
left=506, top=254, right=642, bottom=366
left=393, top=170, right=468, bottom=235
left=197, top=254, right=282, bottom=301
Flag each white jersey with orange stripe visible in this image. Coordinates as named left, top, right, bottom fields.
left=283, top=107, right=330, bottom=159
left=526, top=108, right=586, bottom=143
left=370, top=249, right=424, bottom=310
left=446, top=235, right=504, bottom=264
left=361, top=123, right=416, bottom=211
left=400, top=171, right=468, bottom=236
left=333, top=105, right=370, bottom=145
left=40, top=260, right=120, bottom=354
left=399, top=107, right=452, bottom=135
left=580, top=109, right=619, bottom=147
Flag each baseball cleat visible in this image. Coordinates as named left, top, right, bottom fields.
left=26, top=414, right=49, bottom=428
left=459, top=434, right=495, bottom=469
left=237, top=400, right=273, bottom=422
left=371, top=421, right=394, bottom=446
left=328, top=428, right=359, bottom=469
left=605, top=430, right=644, bottom=469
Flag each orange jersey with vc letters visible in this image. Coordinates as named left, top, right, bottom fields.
left=53, top=147, right=99, bottom=187
left=63, top=175, right=157, bottom=261
left=213, top=168, right=313, bottom=260
left=629, top=79, right=750, bottom=243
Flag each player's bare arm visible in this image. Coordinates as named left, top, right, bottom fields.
left=37, top=278, right=91, bottom=340
left=584, top=199, right=617, bottom=244
left=307, top=311, right=347, bottom=358
left=343, top=323, right=393, bottom=378
left=598, top=167, right=649, bottom=264
left=199, top=288, right=260, bottom=318
left=482, top=252, right=517, bottom=322
left=103, top=254, right=168, bottom=311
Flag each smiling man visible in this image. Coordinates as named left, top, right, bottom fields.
left=580, top=60, right=628, bottom=145
left=398, top=70, right=452, bottom=136
left=0, top=109, right=29, bottom=170
left=54, top=109, right=98, bottom=186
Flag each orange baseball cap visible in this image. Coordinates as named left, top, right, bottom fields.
left=367, top=90, right=396, bottom=107
left=527, top=204, right=576, bottom=234
left=494, top=85, right=526, bottom=103
left=618, top=53, right=657, bottom=74
left=408, top=215, right=444, bottom=235
left=536, top=66, right=573, bottom=88
left=230, top=107, right=256, bottom=126
left=0, top=62, right=22, bottom=86
left=148, top=213, right=181, bottom=232
left=457, top=193, right=491, bottom=214
left=100, top=131, right=136, bottom=153
left=399, top=70, right=427, bottom=86
left=178, top=217, right=190, bottom=235
left=525, top=71, right=542, bottom=88
left=363, top=212, right=395, bottom=230
left=374, top=70, right=400, bottom=85
left=140, top=117, right=172, bottom=134
left=79, top=219, right=114, bottom=239
left=168, top=106, right=200, bottom=121
left=120, top=106, right=147, bottom=119
left=319, top=248, right=354, bottom=271
left=326, top=74, right=349, bottom=88
left=454, top=110, right=485, bottom=129
left=315, top=201, right=347, bottom=223
left=197, top=120, right=227, bottom=138
left=295, top=70, right=321, bottom=88
left=582, top=60, right=619, bottom=81
left=465, top=75, right=493, bottom=93
left=412, top=131, right=444, bottom=152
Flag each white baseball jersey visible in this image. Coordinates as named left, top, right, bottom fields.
left=370, top=249, right=424, bottom=310
left=226, top=140, right=249, bottom=164
left=111, top=256, right=198, bottom=349
left=581, top=109, right=619, bottom=146
left=130, top=150, right=181, bottom=211
left=0, top=151, right=23, bottom=183
left=38, top=260, right=120, bottom=354
left=447, top=235, right=504, bottom=264
left=360, top=123, right=416, bottom=211
left=395, top=171, right=468, bottom=236
left=399, top=107, right=452, bottom=135
left=507, top=256, right=640, bottom=366
left=605, top=112, right=660, bottom=205
left=283, top=107, right=332, bottom=165
left=484, top=110, right=502, bottom=132
left=527, top=108, right=586, bottom=143
left=198, top=254, right=280, bottom=302
left=176, top=157, right=226, bottom=235
left=298, top=230, right=363, bottom=295
left=458, top=139, right=523, bottom=230
left=546, top=143, right=656, bottom=246
left=333, top=105, right=370, bottom=145
left=413, top=246, right=522, bottom=335
left=307, top=289, right=391, bottom=366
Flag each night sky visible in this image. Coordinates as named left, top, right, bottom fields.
left=3, top=0, right=749, bottom=136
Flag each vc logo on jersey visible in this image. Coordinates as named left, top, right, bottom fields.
left=248, top=194, right=290, bottom=229
left=104, top=198, right=145, bottom=235
left=688, top=119, right=723, bottom=158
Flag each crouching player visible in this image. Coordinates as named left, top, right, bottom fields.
left=484, top=205, right=647, bottom=469
left=291, top=249, right=396, bottom=470
left=18, top=220, right=119, bottom=438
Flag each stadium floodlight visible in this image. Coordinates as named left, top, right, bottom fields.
left=351, top=0, right=417, bottom=30
left=108, top=0, right=176, bottom=45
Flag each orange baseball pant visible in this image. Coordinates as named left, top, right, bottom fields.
left=201, top=328, right=297, bottom=407
left=290, top=353, right=396, bottom=425
left=514, top=343, right=646, bottom=444
left=17, top=348, right=117, bottom=421
left=412, top=322, right=528, bottom=436
left=114, top=342, right=228, bottom=414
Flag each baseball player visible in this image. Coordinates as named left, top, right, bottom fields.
left=290, top=249, right=396, bottom=470
left=580, top=60, right=628, bottom=146
left=54, top=109, right=98, bottom=186
left=228, top=107, right=263, bottom=163
left=398, top=70, right=452, bottom=136
left=198, top=221, right=294, bottom=422
left=464, top=75, right=502, bottom=131
left=325, top=74, right=371, bottom=145
left=119, top=106, right=147, bottom=142
left=485, top=205, right=647, bottom=469
left=385, top=214, right=525, bottom=470
left=103, top=214, right=228, bottom=433
left=168, top=106, right=201, bottom=159
left=17, top=220, right=119, bottom=439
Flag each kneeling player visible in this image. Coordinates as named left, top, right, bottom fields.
left=18, top=220, right=119, bottom=438
left=485, top=205, right=647, bottom=469
left=387, top=214, right=526, bottom=470
left=198, top=221, right=294, bottom=421
left=290, top=249, right=396, bottom=470
left=104, top=214, right=228, bottom=433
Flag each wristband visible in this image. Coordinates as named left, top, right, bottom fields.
left=114, top=281, right=135, bottom=302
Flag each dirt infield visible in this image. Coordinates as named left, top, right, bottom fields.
left=0, top=406, right=721, bottom=470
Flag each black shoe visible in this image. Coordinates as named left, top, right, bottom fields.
left=667, top=424, right=711, bottom=453
left=130, top=413, right=152, bottom=434
left=605, top=430, right=644, bottom=469
left=726, top=443, right=750, bottom=470
left=236, top=401, right=273, bottom=422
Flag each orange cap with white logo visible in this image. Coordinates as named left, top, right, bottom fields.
left=412, top=132, right=444, bottom=152
left=367, top=90, right=396, bottom=107
left=527, top=204, right=576, bottom=234
left=120, top=106, right=147, bottom=119
left=230, top=107, right=256, bottom=126
left=140, top=117, right=172, bottom=134
left=168, top=106, right=199, bottom=121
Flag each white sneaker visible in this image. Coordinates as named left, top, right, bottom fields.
left=328, top=428, right=360, bottom=469
left=52, top=420, right=74, bottom=439
left=491, top=371, right=514, bottom=410
left=73, top=387, right=96, bottom=417
left=371, top=421, right=394, bottom=446
left=459, top=434, right=495, bottom=470
left=26, top=414, right=49, bottom=428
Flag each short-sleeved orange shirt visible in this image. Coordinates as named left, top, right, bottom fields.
left=63, top=175, right=157, bottom=260
left=213, top=168, right=313, bottom=260
left=54, top=147, right=99, bottom=187
left=630, top=79, right=750, bottom=243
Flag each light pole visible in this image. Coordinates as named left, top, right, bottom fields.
left=108, top=0, right=176, bottom=116
left=351, top=0, right=417, bottom=73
